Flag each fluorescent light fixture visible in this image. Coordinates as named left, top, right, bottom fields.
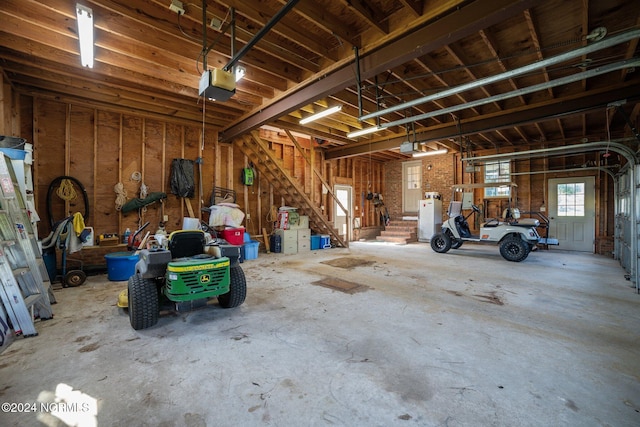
left=235, top=65, right=246, bottom=82
left=299, top=105, right=342, bottom=124
left=347, top=125, right=381, bottom=138
left=412, top=149, right=448, bottom=157
left=76, top=4, right=94, bottom=68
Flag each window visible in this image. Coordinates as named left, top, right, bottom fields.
left=406, top=164, right=421, bottom=190
left=484, top=161, right=510, bottom=197
left=557, top=183, right=585, bottom=217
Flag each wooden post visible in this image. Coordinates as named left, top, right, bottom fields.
left=262, top=227, right=271, bottom=253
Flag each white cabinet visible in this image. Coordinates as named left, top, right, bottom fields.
left=275, top=229, right=298, bottom=254
left=418, top=198, right=442, bottom=242
left=297, top=229, right=310, bottom=252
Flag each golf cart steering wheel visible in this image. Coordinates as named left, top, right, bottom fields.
left=471, top=204, right=480, bottom=213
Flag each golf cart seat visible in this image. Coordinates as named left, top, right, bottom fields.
left=503, top=208, right=540, bottom=227
left=168, top=230, right=207, bottom=259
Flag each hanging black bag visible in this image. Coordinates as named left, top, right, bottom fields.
left=170, top=158, right=195, bottom=198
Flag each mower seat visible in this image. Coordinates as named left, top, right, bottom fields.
left=168, top=230, right=206, bottom=259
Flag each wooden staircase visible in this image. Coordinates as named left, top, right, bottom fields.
left=237, top=132, right=347, bottom=248
left=376, top=219, right=418, bottom=245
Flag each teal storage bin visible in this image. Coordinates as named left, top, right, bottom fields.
left=310, top=235, right=321, bottom=250
left=244, top=240, right=259, bottom=260
left=104, top=251, right=139, bottom=281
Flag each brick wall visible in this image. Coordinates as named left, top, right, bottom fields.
left=597, top=236, right=614, bottom=257
left=383, top=154, right=456, bottom=220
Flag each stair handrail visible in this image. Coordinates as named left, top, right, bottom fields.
left=243, top=132, right=347, bottom=247
left=283, top=129, right=350, bottom=242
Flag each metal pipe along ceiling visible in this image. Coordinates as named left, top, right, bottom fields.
left=382, top=57, right=640, bottom=128
left=360, top=28, right=640, bottom=122
left=461, top=141, right=638, bottom=166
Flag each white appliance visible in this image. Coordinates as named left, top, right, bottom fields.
left=418, top=197, right=442, bottom=242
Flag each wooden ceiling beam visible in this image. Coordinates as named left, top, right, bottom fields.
left=215, top=0, right=341, bottom=62
left=14, top=0, right=293, bottom=90
left=413, top=56, right=482, bottom=117
left=291, top=2, right=360, bottom=47
left=479, top=28, right=527, bottom=106
left=523, top=9, right=554, bottom=98
left=398, top=0, right=424, bottom=17
left=445, top=44, right=503, bottom=112
left=621, top=13, right=640, bottom=81
left=221, top=0, right=538, bottom=141
left=271, top=119, right=352, bottom=146
left=341, top=0, right=389, bottom=34
left=159, top=0, right=322, bottom=74
left=14, top=83, right=226, bottom=126
left=580, top=0, right=589, bottom=92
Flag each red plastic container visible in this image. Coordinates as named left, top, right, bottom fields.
left=220, top=227, right=245, bottom=245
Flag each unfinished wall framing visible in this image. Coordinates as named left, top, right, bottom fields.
left=2, top=87, right=386, bottom=266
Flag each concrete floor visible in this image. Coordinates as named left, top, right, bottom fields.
left=1, top=241, right=639, bottom=427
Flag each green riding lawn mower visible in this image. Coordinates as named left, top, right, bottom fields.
left=120, top=229, right=247, bottom=330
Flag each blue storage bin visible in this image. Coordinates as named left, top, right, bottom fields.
left=310, top=235, right=321, bottom=250
left=243, top=232, right=251, bottom=243
left=244, top=240, right=259, bottom=260
left=104, top=251, right=139, bottom=281
left=320, top=235, right=331, bottom=249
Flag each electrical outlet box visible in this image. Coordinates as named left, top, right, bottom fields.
left=169, top=0, right=185, bottom=15
left=163, top=215, right=169, bottom=222
left=246, top=213, right=251, bottom=220
left=210, top=17, right=222, bottom=30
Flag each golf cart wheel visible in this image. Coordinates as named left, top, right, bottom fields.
left=451, top=239, right=464, bottom=249
left=218, top=265, right=247, bottom=308
left=430, top=232, right=451, bottom=253
left=128, top=274, right=159, bottom=330
left=499, top=237, right=529, bottom=262
left=63, top=270, right=87, bottom=287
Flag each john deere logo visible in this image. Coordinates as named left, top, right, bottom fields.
left=200, top=274, right=210, bottom=283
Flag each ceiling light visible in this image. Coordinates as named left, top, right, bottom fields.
left=235, top=65, right=246, bottom=82
left=413, top=149, right=448, bottom=157
left=76, top=4, right=94, bottom=68
left=347, top=125, right=381, bottom=138
left=299, top=105, right=342, bottom=124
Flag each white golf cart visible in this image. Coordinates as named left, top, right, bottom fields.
left=430, top=183, right=558, bottom=262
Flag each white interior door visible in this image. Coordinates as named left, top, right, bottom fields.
left=334, top=185, right=352, bottom=240
left=548, top=177, right=595, bottom=252
left=403, top=161, right=422, bottom=214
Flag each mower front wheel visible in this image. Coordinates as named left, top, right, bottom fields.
left=128, top=274, right=159, bottom=330
left=430, top=232, right=452, bottom=253
left=218, top=265, right=247, bottom=308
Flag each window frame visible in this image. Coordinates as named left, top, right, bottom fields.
left=483, top=161, right=511, bottom=199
